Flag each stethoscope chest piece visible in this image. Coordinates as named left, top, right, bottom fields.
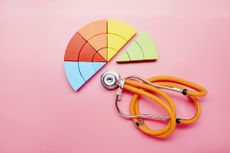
left=100, top=71, right=121, bottom=90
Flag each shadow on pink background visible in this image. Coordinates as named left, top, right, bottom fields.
left=0, top=0, right=230, bottom=153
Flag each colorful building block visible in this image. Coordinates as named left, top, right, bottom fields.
left=64, top=33, right=86, bottom=61
left=78, top=20, right=107, bottom=40
left=64, top=62, right=85, bottom=91
left=117, top=32, right=158, bottom=62
left=107, top=19, right=137, bottom=61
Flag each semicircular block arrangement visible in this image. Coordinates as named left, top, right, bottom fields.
left=64, top=19, right=137, bottom=91
left=116, top=32, right=158, bottom=62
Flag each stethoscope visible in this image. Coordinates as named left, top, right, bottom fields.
left=100, top=70, right=207, bottom=138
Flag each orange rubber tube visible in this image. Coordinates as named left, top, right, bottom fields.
left=124, top=83, right=176, bottom=138
left=123, top=76, right=207, bottom=138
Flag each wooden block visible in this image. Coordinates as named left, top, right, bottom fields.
left=79, top=43, right=106, bottom=62
left=117, top=32, right=158, bottom=62
left=64, top=61, right=85, bottom=91
left=78, top=20, right=107, bottom=41
left=64, top=33, right=86, bottom=61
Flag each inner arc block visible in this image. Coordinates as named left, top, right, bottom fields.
left=78, top=42, right=106, bottom=62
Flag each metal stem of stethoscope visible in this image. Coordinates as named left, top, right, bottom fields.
left=114, top=94, right=170, bottom=121
left=125, top=75, right=183, bottom=93
left=101, top=70, right=183, bottom=121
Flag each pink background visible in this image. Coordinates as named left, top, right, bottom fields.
left=1, top=0, right=230, bottom=153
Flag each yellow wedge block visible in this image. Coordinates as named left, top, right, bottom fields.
left=107, top=34, right=126, bottom=60
left=107, top=19, right=137, bottom=61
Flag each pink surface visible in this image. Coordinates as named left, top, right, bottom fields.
left=0, top=0, right=230, bottom=153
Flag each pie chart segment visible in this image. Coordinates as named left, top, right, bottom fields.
left=64, top=61, right=85, bottom=91
left=87, top=34, right=107, bottom=52
left=78, top=20, right=107, bottom=41
left=107, top=19, right=137, bottom=61
left=137, top=32, right=158, bottom=60
left=78, top=62, right=106, bottom=81
left=107, top=34, right=126, bottom=60
left=117, top=32, right=158, bottom=62
left=108, top=19, right=137, bottom=40
left=64, top=33, right=86, bottom=61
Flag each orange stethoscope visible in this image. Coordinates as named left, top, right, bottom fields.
left=100, top=71, right=207, bottom=138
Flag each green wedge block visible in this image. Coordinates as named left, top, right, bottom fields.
left=117, top=32, right=158, bottom=62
